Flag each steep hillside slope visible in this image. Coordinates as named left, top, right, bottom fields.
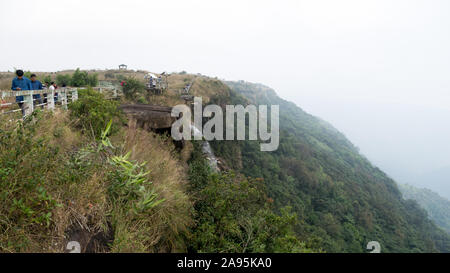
left=0, top=91, right=192, bottom=252
left=400, top=184, right=450, bottom=233
left=207, top=80, right=450, bottom=252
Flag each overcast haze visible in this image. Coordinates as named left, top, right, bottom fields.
left=1, top=0, right=450, bottom=197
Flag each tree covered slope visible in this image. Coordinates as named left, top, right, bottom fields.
left=207, top=80, right=450, bottom=252
left=399, top=184, right=450, bottom=233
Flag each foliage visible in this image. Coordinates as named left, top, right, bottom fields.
left=71, top=68, right=89, bottom=87
left=400, top=184, right=450, bottom=233
left=70, top=68, right=98, bottom=87
left=0, top=111, right=184, bottom=252
left=42, top=75, right=52, bottom=86
left=0, top=111, right=86, bottom=251
left=109, top=152, right=165, bottom=214
left=56, top=74, right=72, bottom=86
left=23, top=71, right=32, bottom=79
left=0, top=113, right=61, bottom=233
left=121, top=77, right=146, bottom=101
left=187, top=142, right=313, bottom=253
left=87, top=73, right=98, bottom=87
left=68, top=87, right=123, bottom=139
left=207, top=80, right=450, bottom=253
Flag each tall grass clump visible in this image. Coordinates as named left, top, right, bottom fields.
left=108, top=128, right=193, bottom=252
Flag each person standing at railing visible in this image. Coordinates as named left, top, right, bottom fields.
left=30, top=74, right=43, bottom=108
left=49, top=82, right=58, bottom=103
left=11, top=70, right=32, bottom=115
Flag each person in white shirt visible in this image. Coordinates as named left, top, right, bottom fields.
left=49, top=82, right=58, bottom=102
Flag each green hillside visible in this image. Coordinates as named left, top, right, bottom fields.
left=399, top=184, right=450, bottom=233
left=208, top=80, right=450, bottom=252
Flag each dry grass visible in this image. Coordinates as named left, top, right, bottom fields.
left=31, top=111, right=109, bottom=252
left=109, top=127, right=193, bottom=252
left=0, top=110, right=110, bottom=252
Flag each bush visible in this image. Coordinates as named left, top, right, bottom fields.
left=68, top=87, right=123, bottom=139
left=121, top=77, right=146, bottom=100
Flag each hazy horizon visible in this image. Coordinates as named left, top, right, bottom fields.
left=1, top=0, right=449, bottom=197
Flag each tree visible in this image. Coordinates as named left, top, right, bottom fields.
left=56, top=74, right=72, bottom=86
left=87, top=73, right=98, bottom=87
left=71, top=68, right=89, bottom=87
left=187, top=142, right=313, bottom=253
left=42, top=75, right=52, bottom=86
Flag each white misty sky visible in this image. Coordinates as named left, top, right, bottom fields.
left=1, top=0, right=450, bottom=189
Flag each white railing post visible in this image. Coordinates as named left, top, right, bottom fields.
left=71, top=88, right=78, bottom=102
left=61, top=88, right=68, bottom=110
left=23, top=91, right=34, bottom=117
left=47, top=89, right=55, bottom=110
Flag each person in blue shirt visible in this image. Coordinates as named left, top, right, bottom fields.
left=11, top=70, right=32, bottom=115
left=30, top=74, right=43, bottom=107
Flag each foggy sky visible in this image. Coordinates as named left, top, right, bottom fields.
left=1, top=0, right=450, bottom=195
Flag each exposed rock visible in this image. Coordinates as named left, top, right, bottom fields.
left=120, top=104, right=184, bottom=149
left=120, top=104, right=175, bottom=130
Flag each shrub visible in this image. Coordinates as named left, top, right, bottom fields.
left=121, top=77, right=146, bottom=100
left=68, top=87, right=123, bottom=139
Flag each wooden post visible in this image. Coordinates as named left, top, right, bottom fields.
left=23, top=91, right=34, bottom=117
